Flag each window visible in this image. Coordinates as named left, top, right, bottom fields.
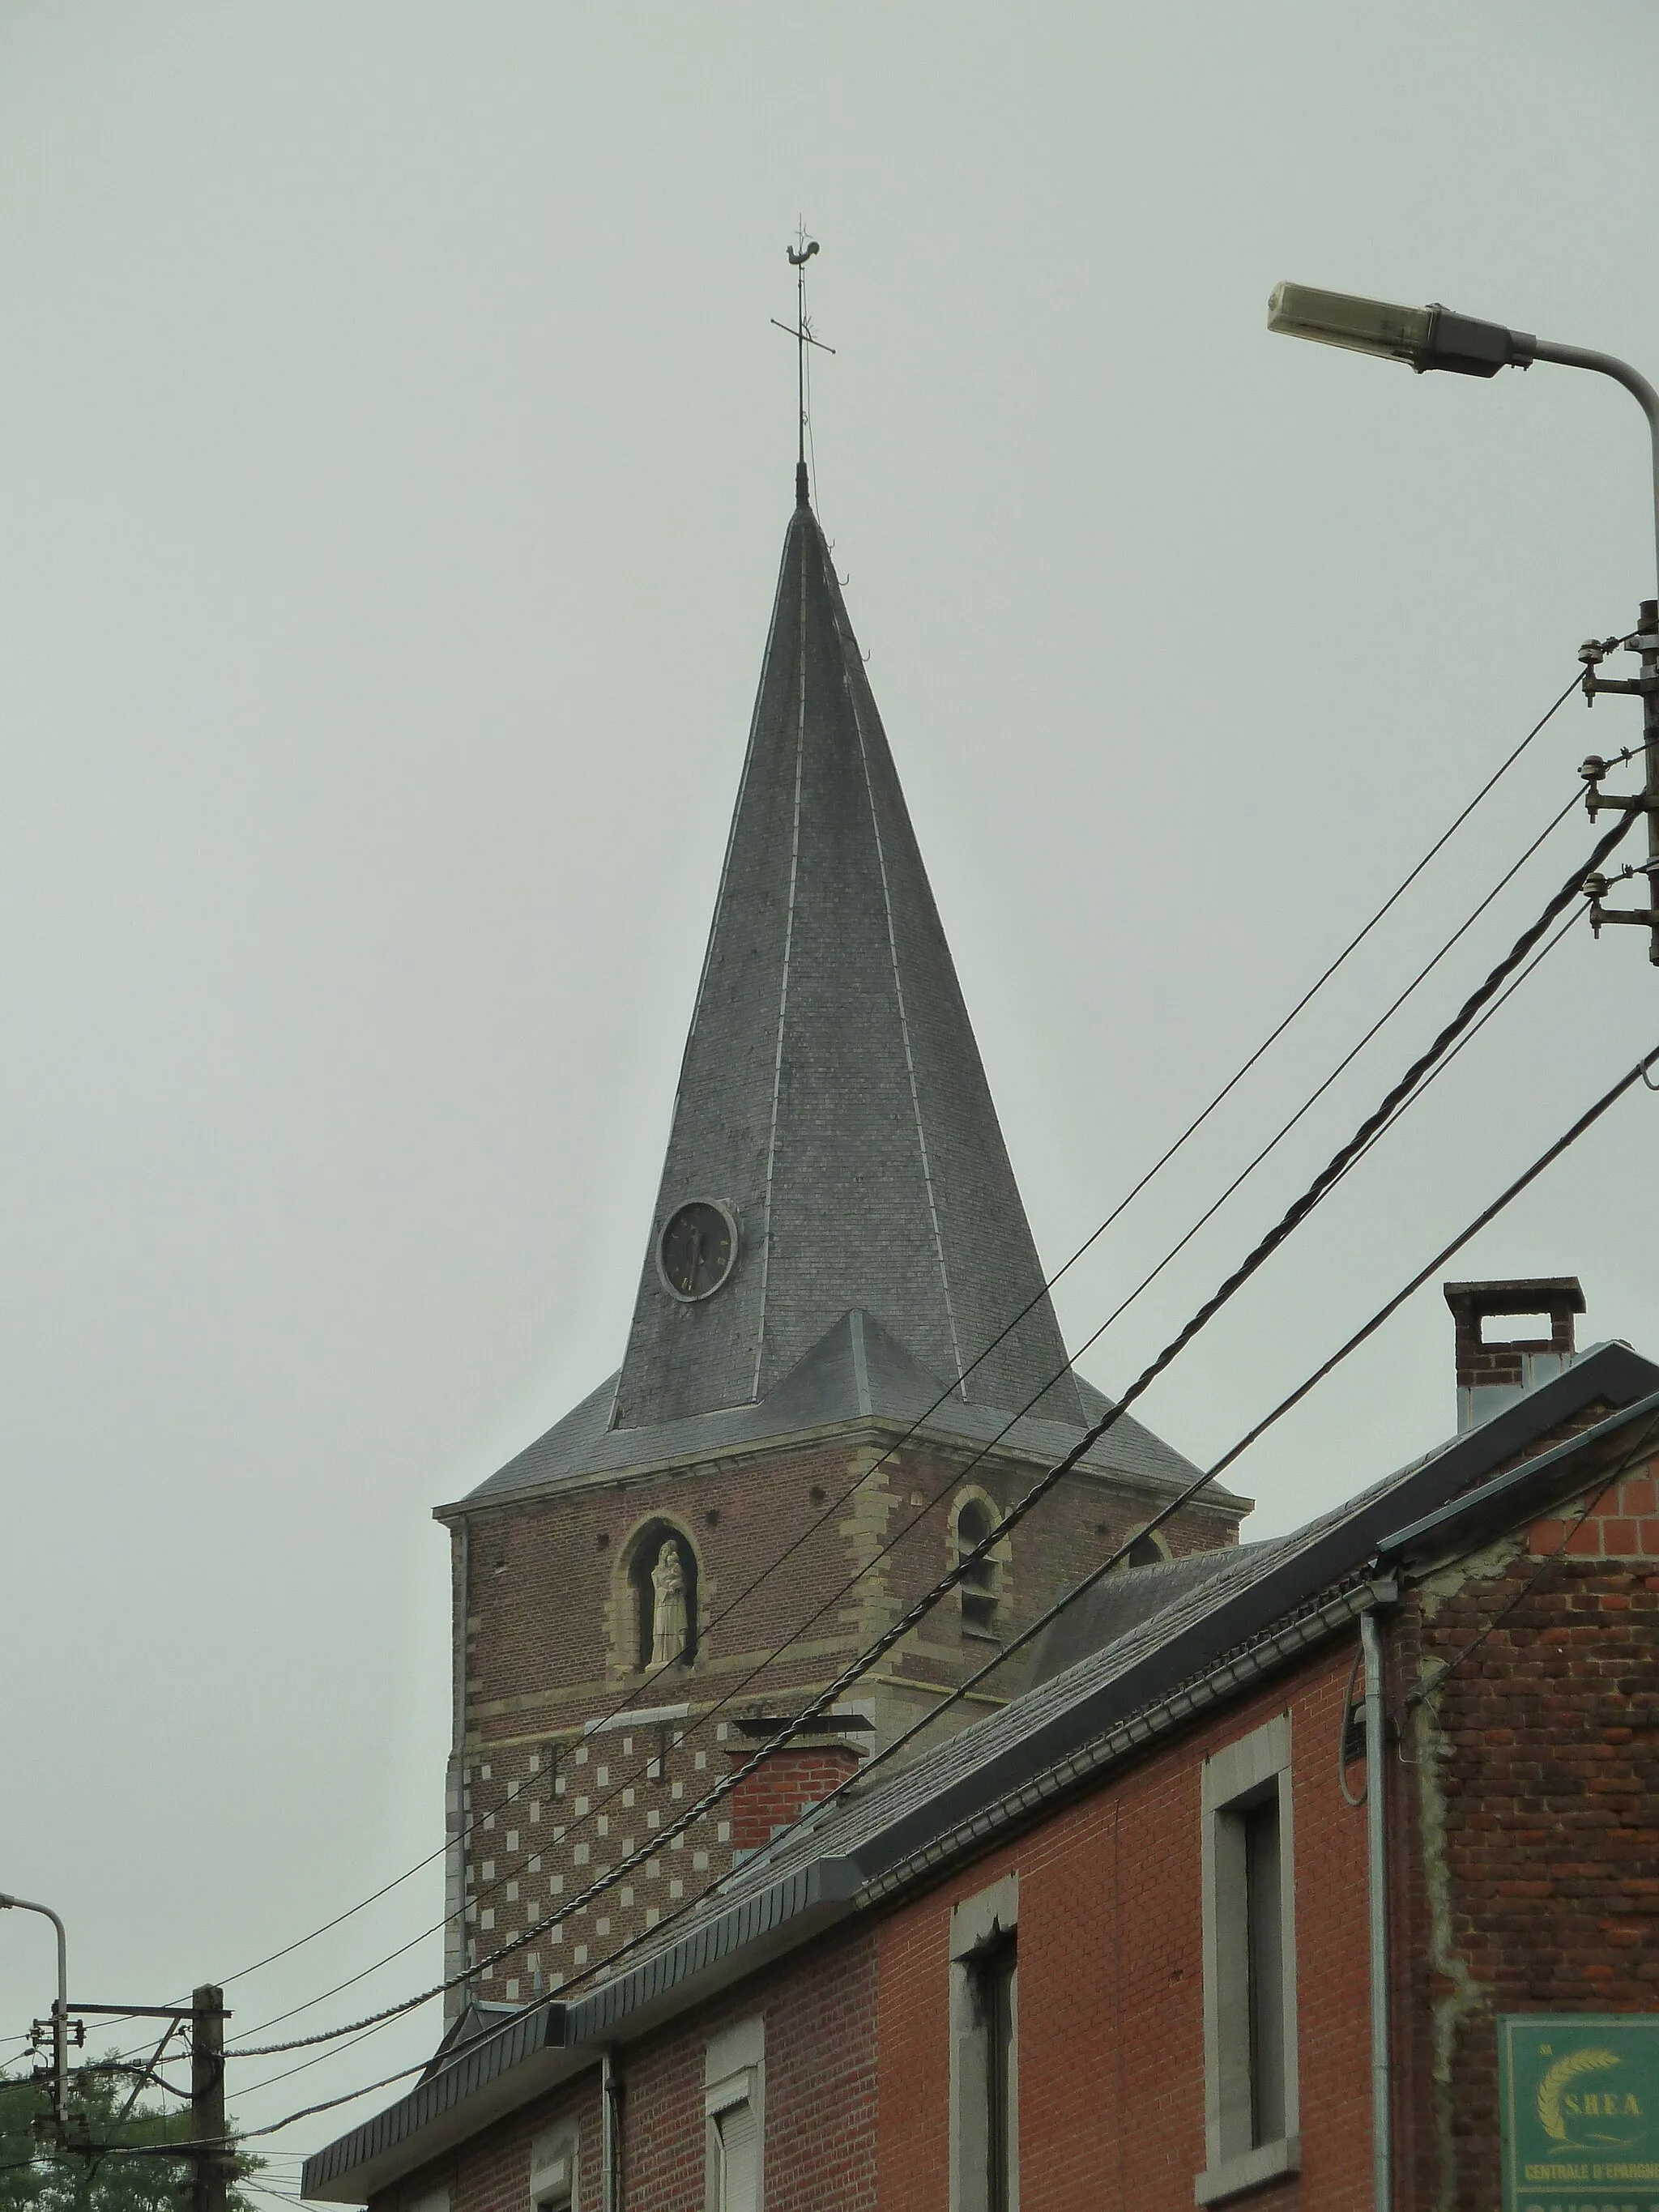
left=950, top=1874, right=1019, bottom=2212
left=713, top=2102, right=758, bottom=2212
left=953, top=1494, right=1008, bottom=1640
left=1197, top=1715, right=1299, bottom=2206
left=705, top=2016, right=764, bottom=2212
left=527, top=2125, right=578, bottom=2212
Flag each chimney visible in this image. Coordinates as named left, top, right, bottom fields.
left=1443, top=1276, right=1585, bottom=1433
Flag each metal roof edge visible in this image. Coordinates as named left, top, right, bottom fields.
left=1375, top=1384, right=1659, bottom=1564
left=298, top=1861, right=862, bottom=2204
left=853, top=1578, right=1386, bottom=1907
left=563, top=1854, right=862, bottom=2044
left=300, top=2001, right=569, bottom=2203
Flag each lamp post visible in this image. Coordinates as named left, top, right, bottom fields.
left=1268, top=282, right=1659, bottom=963
left=0, top=1892, right=70, bottom=2133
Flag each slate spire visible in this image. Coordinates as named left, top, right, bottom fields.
left=611, top=497, right=1085, bottom=1434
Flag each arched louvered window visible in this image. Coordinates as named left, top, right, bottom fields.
left=952, top=1493, right=1009, bottom=1640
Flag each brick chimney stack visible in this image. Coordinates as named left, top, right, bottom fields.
left=1444, top=1276, right=1585, bottom=1433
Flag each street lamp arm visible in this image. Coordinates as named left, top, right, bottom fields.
left=1529, top=337, right=1659, bottom=599
left=1270, top=279, right=1659, bottom=965
left=0, top=1893, right=70, bottom=2129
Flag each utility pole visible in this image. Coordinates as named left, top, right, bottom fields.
left=1576, top=602, right=1659, bottom=961
left=191, top=1984, right=230, bottom=2212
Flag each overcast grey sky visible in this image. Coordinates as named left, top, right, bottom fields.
left=4, top=0, right=1657, bottom=2169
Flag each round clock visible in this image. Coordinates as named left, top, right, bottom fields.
left=658, top=1200, right=738, bottom=1302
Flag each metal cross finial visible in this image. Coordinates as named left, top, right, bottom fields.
left=771, top=227, right=835, bottom=504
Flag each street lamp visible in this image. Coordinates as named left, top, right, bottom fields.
left=1269, top=281, right=1659, bottom=964
left=0, top=1892, right=70, bottom=2132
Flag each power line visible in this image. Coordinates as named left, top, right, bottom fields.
left=761, top=1032, right=1659, bottom=1834
left=451, top=811, right=1640, bottom=1983
left=248, top=1029, right=1659, bottom=2129
left=230, top=808, right=1642, bottom=2068
left=198, top=659, right=1591, bottom=2020
left=227, top=791, right=1630, bottom=2062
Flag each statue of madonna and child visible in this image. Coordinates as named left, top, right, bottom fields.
left=649, top=1539, right=690, bottom=1667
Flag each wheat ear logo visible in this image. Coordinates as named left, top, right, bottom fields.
left=1538, top=2048, right=1621, bottom=2142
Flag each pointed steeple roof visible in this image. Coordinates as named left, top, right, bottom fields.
left=611, top=492, right=1086, bottom=1434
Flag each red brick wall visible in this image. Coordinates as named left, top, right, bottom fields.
left=371, top=2075, right=602, bottom=2212
left=1397, top=1449, right=1659, bottom=2212
left=397, top=1928, right=879, bottom=2212
left=1527, top=1461, right=1659, bottom=1562
left=375, top=1440, right=1659, bottom=2212
left=876, top=1641, right=1374, bottom=2212
left=621, top=1933, right=877, bottom=2212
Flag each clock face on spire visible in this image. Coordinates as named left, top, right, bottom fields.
left=658, top=1201, right=737, bottom=1302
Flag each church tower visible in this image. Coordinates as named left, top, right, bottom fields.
left=436, top=468, right=1247, bottom=2014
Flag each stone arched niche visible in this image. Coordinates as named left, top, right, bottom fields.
left=624, top=1519, right=699, bottom=1671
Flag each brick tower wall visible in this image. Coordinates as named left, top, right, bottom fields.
left=443, top=1424, right=1241, bottom=2005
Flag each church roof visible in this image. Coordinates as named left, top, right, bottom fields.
left=450, top=1308, right=1228, bottom=1511
left=610, top=488, right=1085, bottom=1435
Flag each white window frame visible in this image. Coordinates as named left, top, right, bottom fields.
left=527, top=2122, right=578, bottom=2212
left=1196, top=1713, right=1300, bottom=2206
left=949, top=1873, right=1019, bottom=2212
left=704, top=2015, right=765, bottom=2212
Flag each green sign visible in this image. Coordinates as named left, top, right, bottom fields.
left=1501, top=2015, right=1659, bottom=2210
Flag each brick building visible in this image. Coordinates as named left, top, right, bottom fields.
left=427, top=469, right=1244, bottom=2012
left=305, top=1284, right=1659, bottom=2212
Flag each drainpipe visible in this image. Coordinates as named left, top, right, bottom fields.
left=1362, top=1605, right=1393, bottom=2212
left=601, top=2048, right=621, bottom=2212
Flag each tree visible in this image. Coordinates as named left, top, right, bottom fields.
left=0, top=2064, right=263, bottom=2212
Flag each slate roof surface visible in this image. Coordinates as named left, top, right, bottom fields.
left=609, top=492, right=1087, bottom=1434
left=454, top=1307, right=1235, bottom=1509
left=1026, top=1545, right=1254, bottom=1685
